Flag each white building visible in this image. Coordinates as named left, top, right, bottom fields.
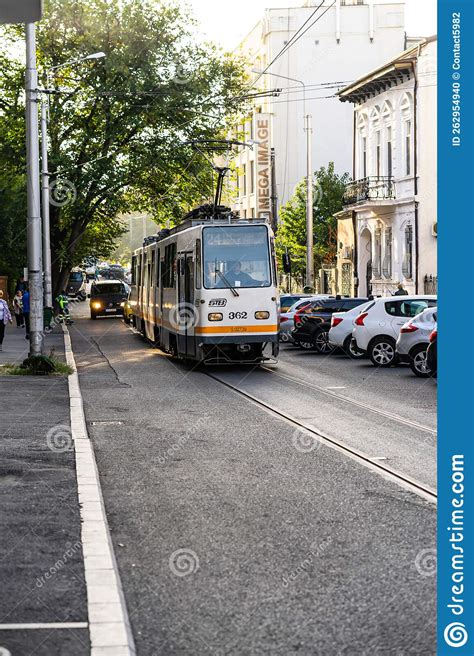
left=230, top=0, right=407, bottom=220
left=336, top=36, right=437, bottom=297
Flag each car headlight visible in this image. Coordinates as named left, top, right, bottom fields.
left=208, top=313, right=223, bottom=321
left=120, top=301, right=125, bottom=307
left=255, top=311, right=270, bottom=320
left=92, top=301, right=101, bottom=309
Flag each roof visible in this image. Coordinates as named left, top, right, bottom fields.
left=337, top=35, right=436, bottom=104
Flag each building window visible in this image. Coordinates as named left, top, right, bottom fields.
left=376, top=131, right=381, bottom=177
left=362, top=136, right=367, bottom=178
left=373, top=227, right=382, bottom=278
left=236, top=169, right=240, bottom=194
left=382, top=227, right=392, bottom=277
left=250, top=162, right=255, bottom=194
left=405, top=120, right=412, bottom=176
left=402, top=224, right=413, bottom=279
left=242, top=163, right=247, bottom=195
left=386, top=126, right=392, bottom=178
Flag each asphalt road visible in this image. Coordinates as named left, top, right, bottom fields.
left=69, top=309, right=436, bottom=655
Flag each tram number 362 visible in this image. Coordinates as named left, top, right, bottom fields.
left=229, top=312, right=248, bottom=320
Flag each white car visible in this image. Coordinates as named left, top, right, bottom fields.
left=396, top=307, right=437, bottom=377
left=328, top=300, right=375, bottom=358
left=279, top=295, right=330, bottom=343
left=352, top=295, right=437, bottom=367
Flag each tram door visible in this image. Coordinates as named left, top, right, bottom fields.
left=177, top=252, right=195, bottom=357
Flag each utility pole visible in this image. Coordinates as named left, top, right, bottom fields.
left=25, top=22, right=44, bottom=355
left=305, top=114, right=314, bottom=290
left=40, top=89, right=53, bottom=309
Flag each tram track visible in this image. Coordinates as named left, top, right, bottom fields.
left=260, top=366, right=436, bottom=436
left=204, top=370, right=437, bottom=504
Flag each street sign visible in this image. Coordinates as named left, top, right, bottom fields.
left=0, top=0, right=42, bottom=23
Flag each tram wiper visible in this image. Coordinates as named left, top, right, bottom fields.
left=215, top=268, right=239, bottom=297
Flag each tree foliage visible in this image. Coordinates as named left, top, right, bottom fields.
left=276, top=163, right=350, bottom=277
left=0, top=0, right=248, bottom=293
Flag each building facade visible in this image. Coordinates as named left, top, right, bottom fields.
left=335, top=37, right=437, bottom=297
left=230, top=0, right=407, bottom=221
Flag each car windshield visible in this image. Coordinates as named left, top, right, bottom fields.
left=92, top=283, right=124, bottom=295
left=69, top=272, right=83, bottom=281
left=203, top=225, right=271, bottom=289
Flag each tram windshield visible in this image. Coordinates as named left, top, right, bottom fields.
left=203, top=225, right=271, bottom=289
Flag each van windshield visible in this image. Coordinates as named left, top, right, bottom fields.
left=92, top=283, right=124, bottom=295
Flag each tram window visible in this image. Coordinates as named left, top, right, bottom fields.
left=203, top=225, right=271, bottom=289
left=163, top=243, right=177, bottom=288
left=137, top=254, right=142, bottom=287
left=195, top=239, right=202, bottom=289
left=151, top=249, right=156, bottom=287
left=156, top=249, right=160, bottom=286
left=131, top=255, right=136, bottom=285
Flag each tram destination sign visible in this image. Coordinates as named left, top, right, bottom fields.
left=0, top=0, right=42, bottom=23
left=255, top=114, right=271, bottom=220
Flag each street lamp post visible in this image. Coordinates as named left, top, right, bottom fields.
left=25, top=22, right=43, bottom=355
left=40, top=52, right=105, bottom=309
left=251, top=69, right=314, bottom=289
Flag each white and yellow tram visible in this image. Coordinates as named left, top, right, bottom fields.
left=128, top=205, right=280, bottom=364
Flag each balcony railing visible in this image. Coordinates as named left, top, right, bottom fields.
left=344, top=176, right=395, bottom=205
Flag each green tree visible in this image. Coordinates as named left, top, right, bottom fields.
left=276, top=163, right=350, bottom=278
left=0, top=0, right=247, bottom=294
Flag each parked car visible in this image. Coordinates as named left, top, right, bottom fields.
left=352, top=295, right=437, bottom=367
left=280, top=295, right=330, bottom=343
left=396, top=307, right=437, bottom=377
left=67, top=270, right=87, bottom=300
left=292, top=297, right=369, bottom=353
left=280, top=294, right=313, bottom=314
left=89, top=280, right=129, bottom=319
left=426, top=328, right=437, bottom=377
left=328, top=300, right=375, bottom=358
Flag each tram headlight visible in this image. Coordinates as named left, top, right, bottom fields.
left=208, top=312, right=223, bottom=321
left=255, top=311, right=270, bottom=320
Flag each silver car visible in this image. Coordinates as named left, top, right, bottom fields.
left=396, top=306, right=437, bottom=377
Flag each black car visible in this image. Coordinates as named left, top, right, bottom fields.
left=67, top=270, right=87, bottom=300
left=292, top=297, right=369, bottom=354
left=89, top=281, right=129, bottom=319
left=426, top=328, right=437, bottom=376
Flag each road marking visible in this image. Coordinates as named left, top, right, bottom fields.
left=0, top=623, right=88, bottom=630
left=63, top=326, right=136, bottom=656
left=326, top=386, right=346, bottom=390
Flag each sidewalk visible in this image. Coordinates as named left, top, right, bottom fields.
left=0, top=326, right=89, bottom=655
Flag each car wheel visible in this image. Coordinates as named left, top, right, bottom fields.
left=343, top=335, right=365, bottom=359
left=90, top=313, right=97, bottom=320
left=295, top=338, right=315, bottom=351
left=369, top=336, right=397, bottom=367
left=313, top=329, right=336, bottom=355
left=409, top=344, right=432, bottom=378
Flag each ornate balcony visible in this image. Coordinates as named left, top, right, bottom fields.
left=344, top=176, right=395, bottom=206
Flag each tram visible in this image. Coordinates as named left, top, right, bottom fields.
left=128, top=204, right=280, bottom=364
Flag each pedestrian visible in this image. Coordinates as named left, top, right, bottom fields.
left=0, top=290, right=13, bottom=352
left=393, top=282, right=409, bottom=296
left=22, top=287, right=30, bottom=339
left=15, top=276, right=27, bottom=293
left=12, top=290, right=24, bottom=327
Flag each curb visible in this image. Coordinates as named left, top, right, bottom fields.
left=63, top=325, right=136, bottom=656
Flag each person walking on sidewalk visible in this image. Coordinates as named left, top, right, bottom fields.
left=22, top=287, right=30, bottom=339
left=13, top=290, right=24, bottom=328
left=0, top=290, right=13, bottom=352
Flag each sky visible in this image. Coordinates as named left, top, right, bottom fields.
left=187, top=0, right=437, bottom=50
